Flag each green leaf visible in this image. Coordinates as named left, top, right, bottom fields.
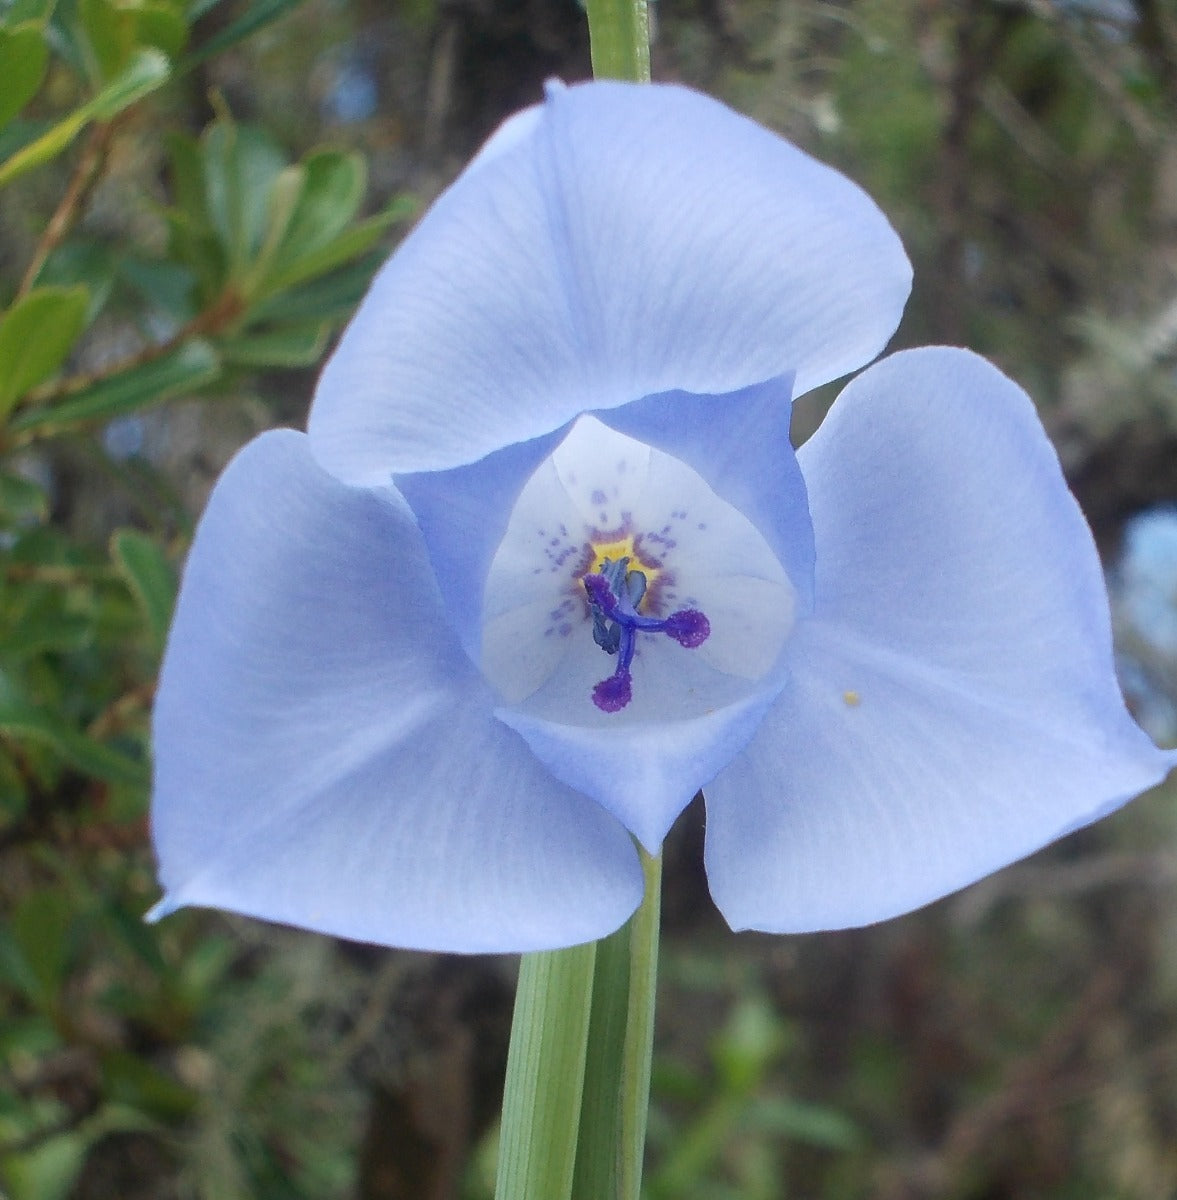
left=0, top=24, right=48, bottom=128
left=5, top=0, right=58, bottom=22
left=0, top=48, right=169, bottom=186
left=0, top=1129, right=89, bottom=1200
left=259, top=197, right=413, bottom=296
left=0, top=927, right=44, bottom=1005
left=268, top=150, right=366, bottom=268
left=751, top=1097, right=860, bottom=1150
left=0, top=285, right=89, bottom=419
left=241, top=160, right=307, bottom=290
left=201, top=118, right=287, bottom=271
left=88, top=45, right=170, bottom=119
left=0, top=1014, right=59, bottom=1061
left=0, top=597, right=92, bottom=657
left=10, top=888, right=74, bottom=1004
left=219, top=320, right=330, bottom=367
left=35, top=239, right=117, bottom=322
left=250, top=250, right=384, bottom=324
left=0, top=470, right=49, bottom=524
left=100, top=1049, right=197, bottom=1119
left=0, top=697, right=148, bottom=785
left=163, top=128, right=205, bottom=222
left=11, top=339, right=221, bottom=436
left=79, top=0, right=135, bottom=79
left=179, top=0, right=305, bottom=70
left=117, top=255, right=199, bottom=321
left=110, top=527, right=175, bottom=652
left=79, top=0, right=187, bottom=78
left=161, top=209, right=226, bottom=301
left=136, top=2, right=188, bottom=60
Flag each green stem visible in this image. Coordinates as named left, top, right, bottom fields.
left=495, top=850, right=663, bottom=1200
left=495, top=942, right=597, bottom=1200
left=619, top=848, right=661, bottom=1195
left=571, top=848, right=662, bottom=1200
left=585, top=0, right=651, bottom=83
left=494, top=10, right=656, bottom=1196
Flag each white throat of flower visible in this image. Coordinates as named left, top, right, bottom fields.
left=481, top=416, right=795, bottom=724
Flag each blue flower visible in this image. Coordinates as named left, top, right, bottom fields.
left=149, top=81, right=1175, bottom=952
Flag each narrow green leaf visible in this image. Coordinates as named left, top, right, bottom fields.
left=0, top=699, right=148, bottom=785
left=0, top=48, right=169, bottom=186
left=10, top=338, right=221, bottom=436
left=111, top=527, right=176, bottom=652
left=0, top=24, right=49, bottom=128
left=250, top=250, right=384, bottom=324
left=0, top=285, right=89, bottom=418
left=259, top=198, right=413, bottom=296
left=219, top=320, right=330, bottom=367
left=179, top=0, right=305, bottom=70
left=88, top=46, right=170, bottom=119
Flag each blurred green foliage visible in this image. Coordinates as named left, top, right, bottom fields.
left=1, top=0, right=1175, bottom=1197
left=0, top=1, right=412, bottom=1194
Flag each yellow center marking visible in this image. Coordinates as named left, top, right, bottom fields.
left=842, top=690, right=861, bottom=707
left=585, top=534, right=662, bottom=598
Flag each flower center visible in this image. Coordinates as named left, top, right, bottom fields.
left=480, top=415, right=796, bottom=727
left=583, top=555, right=710, bottom=713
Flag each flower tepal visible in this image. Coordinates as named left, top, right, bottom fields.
left=149, top=80, right=1175, bottom=953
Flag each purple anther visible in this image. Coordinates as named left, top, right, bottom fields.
left=592, top=671, right=633, bottom=713
left=663, top=609, right=710, bottom=648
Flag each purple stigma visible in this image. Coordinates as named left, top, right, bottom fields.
left=583, top=558, right=710, bottom=713
left=592, top=671, right=633, bottom=713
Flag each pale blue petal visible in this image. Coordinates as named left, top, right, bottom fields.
left=150, top=430, right=642, bottom=952
left=399, top=374, right=814, bottom=665
left=705, top=348, right=1176, bottom=932
left=600, top=374, right=814, bottom=614
left=499, top=684, right=780, bottom=853
left=309, top=80, right=911, bottom=482
left=395, top=429, right=564, bottom=664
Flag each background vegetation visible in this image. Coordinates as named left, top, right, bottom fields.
left=1, top=1, right=1175, bottom=1197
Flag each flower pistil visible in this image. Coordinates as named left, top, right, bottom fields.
left=583, top=556, right=710, bottom=713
